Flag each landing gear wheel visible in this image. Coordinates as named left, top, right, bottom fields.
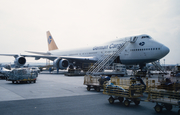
left=118, top=97, right=124, bottom=103
left=154, top=104, right=162, bottom=113
left=96, top=87, right=100, bottom=92
left=165, top=104, right=172, bottom=111
left=124, top=100, right=130, bottom=107
left=108, top=97, right=114, bottom=104
left=87, top=86, right=91, bottom=91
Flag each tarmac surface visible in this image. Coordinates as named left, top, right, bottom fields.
left=0, top=72, right=179, bottom=115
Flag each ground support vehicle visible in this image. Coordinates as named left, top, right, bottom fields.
left=157, top=75, right=180, bottom=91
left=83, top=75, right=109, bottom=92
left=0, top=73, right=6, bottom=79
left=171, top=65, right=180, bottom=77
left=135, top=71, right=147, bottom=78
left=147, top=88, right=180, bottom=114
left=146, top=77, right=180, bottom=114
left=103, top=77, right=146, bottom=107
left=64, top=69, right=86, bottom=76
left=6, top=68, right=37, bottom=84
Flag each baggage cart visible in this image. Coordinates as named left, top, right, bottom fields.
left=6, top=68, right=37, bottom=84
left=83, top=75, right=110, bottom=92
left=103, top=77, right=146, bottom=107
left=147, top=89, right=180, bottom=114
left=146, top=78, right=180, bottom=114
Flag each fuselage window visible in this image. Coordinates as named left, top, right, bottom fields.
left=142, top=36, right=150, bottom=39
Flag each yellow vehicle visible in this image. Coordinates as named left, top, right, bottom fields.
left=103, top=77, right=146, bottom=107
left=147, top=88, right=180, bottom=114
left=83, top=75, right=110, bottom=92
left=146, top=78, right=180, bottom=114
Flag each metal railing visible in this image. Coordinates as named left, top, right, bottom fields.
left=86, top=41, right=129, bottom=75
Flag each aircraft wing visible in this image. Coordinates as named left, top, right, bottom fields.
left=0, top=54, right=97, bottom=62
left=25, top=51, right=51, bottom=55
left=0, top=54, right=19, bottom=58
left=21, top=54, right=97, bottom=62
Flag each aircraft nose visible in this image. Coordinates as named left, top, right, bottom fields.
left=161, top=45, right=170, bottom=57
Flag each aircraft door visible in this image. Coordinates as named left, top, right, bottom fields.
left=124, top=49, right=129, bottom=56
left=130, top=36, right=138, bottom=43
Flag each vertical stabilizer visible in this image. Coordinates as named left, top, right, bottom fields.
left=47, top=31, right=58, bottom=51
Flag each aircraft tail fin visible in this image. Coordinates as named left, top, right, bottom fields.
left=47, top=31, right=58, bottom=51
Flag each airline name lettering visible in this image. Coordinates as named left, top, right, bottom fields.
left=93, top=43, right=123, bottom=50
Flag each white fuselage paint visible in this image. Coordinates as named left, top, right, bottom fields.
left=48, top=34, right=169, bottom=65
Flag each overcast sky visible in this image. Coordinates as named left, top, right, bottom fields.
left=0, top=0, right=179, bottom=65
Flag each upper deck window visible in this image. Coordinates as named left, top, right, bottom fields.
left=142, top=36, right=150, bottom=39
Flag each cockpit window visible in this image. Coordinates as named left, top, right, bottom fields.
left=142, top=36, right=150, bottom=39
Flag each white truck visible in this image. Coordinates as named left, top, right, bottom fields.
left=101, top=63, right=127, bottom=77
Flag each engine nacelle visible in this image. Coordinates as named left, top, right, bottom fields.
left=14, top=56, right=26, bottom=67
left=53, top=58, right=69, bottom=70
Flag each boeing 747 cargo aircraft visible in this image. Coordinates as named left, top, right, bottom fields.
left=0, top=31, right=170, bottom=72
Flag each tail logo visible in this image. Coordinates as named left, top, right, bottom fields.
left=48, top=36, right=52, bottom=44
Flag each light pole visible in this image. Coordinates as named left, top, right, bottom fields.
left=163, top=59, right=165, bottom=71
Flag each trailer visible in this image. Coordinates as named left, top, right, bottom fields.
left=103, top=77, right=146, bottom=107
left=147, top=89, right=180, bottom=114
left=146, top=77, right=180, bottom=114
left=83, top=75, right=110, bottom=92
left=6, top=68, right=37, bottom=84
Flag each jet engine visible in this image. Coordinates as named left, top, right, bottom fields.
left=14, top=56, right=26, bottom=67
left=53, top=58, right=69, bottom=70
